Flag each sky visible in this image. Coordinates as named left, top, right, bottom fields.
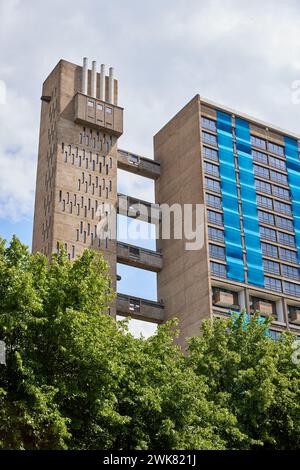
left=1, top=0, right=300, bottom=336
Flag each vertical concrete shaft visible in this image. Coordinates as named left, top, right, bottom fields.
left=108, top=67, right=114, bottom=104
left=82, top=57, right=88, bottom=95
left=91, top=60, right=97, bottom=98
left=100, top=64, right=105, bottom=101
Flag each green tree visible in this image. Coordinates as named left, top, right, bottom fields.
left=1, top=236, right=299, bottom=450
left=0, top=236, right=242, bottom=450
left=187, top=312, right=300, bottom=449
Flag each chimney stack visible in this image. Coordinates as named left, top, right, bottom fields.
left=91, top=60, right=97, bottom=98
left=108, top=67, right=114, bottom=104
left=100, top=64, right=105, bottom=101
left=82, top=57, right=88, bottom=95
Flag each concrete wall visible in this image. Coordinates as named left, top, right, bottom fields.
left=154, top=95, right=211, bottom=346
left=32, top=60, right=122, bottom=317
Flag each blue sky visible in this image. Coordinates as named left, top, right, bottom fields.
left=1, top=0, right=300, bottom=336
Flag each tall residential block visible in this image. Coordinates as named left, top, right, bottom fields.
left=155, top=95, right=300, bottom=343
left=33, top=59, right=300, bottom=346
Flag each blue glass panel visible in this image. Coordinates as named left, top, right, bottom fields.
left=285, top=136, right=300, bottom=263
left=216, top=111, right=244, bottom=282
left=235, top=118, right=264, bottom=287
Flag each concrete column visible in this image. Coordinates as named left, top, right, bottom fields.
left=108, top=67, right=114, bottom=104
left=91, top=60, right=97, bottom=98
left=238, top=289, right=246, bottom=312
left=99, top=64, right=105, bottom=101
left=282, top=298, right=290, bottom=329
left=82, top=57, right=88, bottom=95
left=275, top=298, right=285, bottom=323
left=245, top=288, right=251, bottom=313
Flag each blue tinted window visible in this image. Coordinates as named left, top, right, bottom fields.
left=270, top=170, right=288, bottom=185
left=275, top=216, right=294, bottom=231
left=210, top=261, right=227, bottom=278
left=208, top=226, right=224, bottom=243
left=252, top=150, right=268, bottom=165
left=280, top=248, right=298, bottom=263
left=251, top=135, right=266, bottom=149
left=254, top=164, right=269, bottom=179
left=260, top=226, right=277, bottom=242
left=282, top=265, right=300, bottom=280
left=205, top=177, right=221, bottom=193
left=258, top=210, right=274, bottom=225
left=263, top=259, right=280, bottom=275
left=255, top=179, right=272, bottom=194
left=265, top=276, right=282, bottom=292
left=284, top=281, right=300, bottom=297
left=204, top=161, right=219, bottom=177
left=207, top=210, right=223, bottom=226
left=268, top=142, right=284, bottom=156
left=261, top=242, right=278, bottom=258
left=278, top=232, right=296, bottom=247
left=269, top=155, right=286, bottom=170
left=257, top=195, right=273, bottom=210
left=209, top=244, right=226, bottom=260
left=203, top=146, right=218, bottom=161
left=201, top=117, right=216, bottom=132
left=274, top=200, right=292, bottom=215
left=206, top=193, right=222, bottom=209
left=202, top=131, right=217, bottom=145
left=272, top=185, right=290, bottom=200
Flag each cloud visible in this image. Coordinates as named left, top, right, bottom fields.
left=0, top=88, right=37, bottom=221
left=117, top=170, right=154, bottom=202
left=1, top=0, right=300, bottom=224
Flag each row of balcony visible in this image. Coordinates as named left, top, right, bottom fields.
left=213, top=289, right=300, bottom=325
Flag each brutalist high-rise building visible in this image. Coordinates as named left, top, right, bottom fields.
left=33, top=58, right=300, bottom=345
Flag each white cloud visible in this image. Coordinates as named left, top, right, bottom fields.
left=117, top=170, right=154, bottom=202
left=1, top=0, right=300, bottom=219
left=117, top=315, right=157, bottom=339
left=0, top=88, right=37, bottom=221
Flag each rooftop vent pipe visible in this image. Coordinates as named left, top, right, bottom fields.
left=82, top=57, right=88, bottom=95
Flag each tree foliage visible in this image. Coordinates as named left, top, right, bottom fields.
left=188, top=312, right=300, bottom=449
left=0, top=236, right=299, bottom=450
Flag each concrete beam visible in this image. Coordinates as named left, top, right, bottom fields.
left=117, top=193, right=160, bottom=224
left=117, top=241, right=163, bottom=272
left=116, top=293, right=164, bottom=323
left=117, top=149, right=160, bottom=179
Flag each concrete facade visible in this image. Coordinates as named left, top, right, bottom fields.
left=154, top=94, right=300, bottom=344
left=33, top=59, right=300, bottom=347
